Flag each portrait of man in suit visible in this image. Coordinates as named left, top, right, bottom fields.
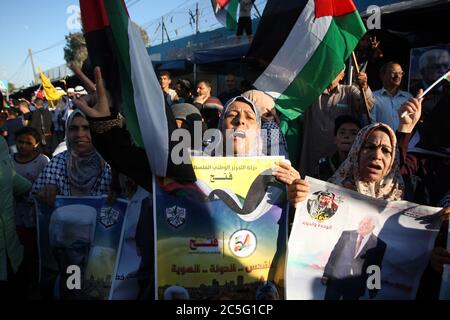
left=321, top=215, right=387, bottom=300
left=410, top=48, right=449, bottom=95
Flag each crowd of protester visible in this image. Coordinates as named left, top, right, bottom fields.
left=0, top=42, right=448, bottom=300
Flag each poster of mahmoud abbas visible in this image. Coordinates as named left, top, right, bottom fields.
left=36, top=196, right=128, bottom=300
left=408, top=44, right=450, bottom=97
left=286, top=177, right=442, bottom=300
left=154, top=156, right=288, bottom=300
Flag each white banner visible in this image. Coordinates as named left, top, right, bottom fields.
left=287, top=177, right=442, bottom=300
left=110, top=187, right=154, bottom=300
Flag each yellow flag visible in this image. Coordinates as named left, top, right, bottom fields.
left=38, top=68, right=62, bottom=102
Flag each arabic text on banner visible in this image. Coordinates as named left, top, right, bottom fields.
left=287, top=177, right=442, bottom=300
left=154, top=156, right=288, bottom=300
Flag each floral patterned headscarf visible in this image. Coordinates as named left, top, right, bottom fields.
left=328, top=123, right=404, bottom=200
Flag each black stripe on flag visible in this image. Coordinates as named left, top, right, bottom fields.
left=246, top=0, right=309, bottom=73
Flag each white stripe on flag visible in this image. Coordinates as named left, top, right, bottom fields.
left=128, top=21, right=169, bottom=176
left=215, top=4, right=231, bottom=27
left=254, top=0, right=332, bottom=94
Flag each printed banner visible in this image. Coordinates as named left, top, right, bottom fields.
left=439, top=225, right=450, bottom=300
left=154, top=156, right=288, bottom=300
left=0, top=80, right=7, bottom=94
left=36, top=196, right=128, bottom=300
left=110, top=187, right=154, bottom=300
left=287, top=177, right=442, bottom=300
left=408, top=44, right=450, bottom=95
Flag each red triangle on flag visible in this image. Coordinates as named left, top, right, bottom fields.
left=315, top=0, right=357, bottom=18
left=216, top=0, right=230, bottom=9
left=80, top=0, right=111, bottom=33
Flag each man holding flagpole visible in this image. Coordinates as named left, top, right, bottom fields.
left=299, top=67, right=374, bottom=177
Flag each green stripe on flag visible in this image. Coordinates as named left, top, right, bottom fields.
left=226, top=0, right=239, bottom=31
left=275, top=11, right=366, bottom=120
left=103, top=0, right=144, bottom=148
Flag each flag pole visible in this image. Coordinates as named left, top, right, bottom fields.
left=400, top=70, right=450, bottom=118
left=351, top=52, right=372, bottom=124
left=253, top=3, right=262, bottom=18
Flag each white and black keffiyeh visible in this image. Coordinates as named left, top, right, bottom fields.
left=30, top=151, right=111, bottom=198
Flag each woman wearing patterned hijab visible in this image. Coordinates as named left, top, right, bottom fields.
left=328, top=122, right=404, bottom=200
left=31, top=109, right=111, bottom=207
left=288, top=122, right=404, bottom=205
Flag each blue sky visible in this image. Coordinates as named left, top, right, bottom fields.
left=0, top=0, right=193, bottom=88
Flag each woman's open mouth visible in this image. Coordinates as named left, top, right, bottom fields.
left=233, top=130, right=246, bottom=139
left=367, top=163, right=382, bottom=173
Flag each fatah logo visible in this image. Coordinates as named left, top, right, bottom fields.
left=229, top=230, right=257, bottom=258
left=307, top=191, right=341, bottom=221
left=99, top=207, right=120, bottom=228
left=166, top=206, right=187, bottom=228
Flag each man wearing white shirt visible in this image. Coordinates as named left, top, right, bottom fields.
left=322, top=216, right=387, bottom=300
left=159, top=71, right=178, bottom=107
left=371, top=62, right=412, bottom=130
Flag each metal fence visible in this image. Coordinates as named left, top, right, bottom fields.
left=41, top=64, right=74, bottom=81
left=38, top=1, right=267, bottom=82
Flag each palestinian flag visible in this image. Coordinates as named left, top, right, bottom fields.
left=211, top=0, right=239, bottom=31
left=246, top=0, right=366, bottom=166
left=80, top=0, right=195, bottom=181
left=247, top=0, right=366, bottom=119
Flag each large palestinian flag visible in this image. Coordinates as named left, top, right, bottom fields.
left=248, top=0, right=366, bottom=119
left=211, top=0, right=239, bottom=31
left=79, top=0, right=195, bottom=181
left=246, top=0, right=366, bottom=166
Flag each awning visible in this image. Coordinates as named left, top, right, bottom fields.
left=192, top=43, right=250, bottom=65
left=360, top=0, right=448, bottom=16
left=157, top=59, right=191, bottom=71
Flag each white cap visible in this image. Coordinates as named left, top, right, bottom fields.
left=55, top=87, right=66, bottom=95
left=75, top=85, right=88, bottom=95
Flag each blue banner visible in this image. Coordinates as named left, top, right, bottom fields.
left=36, top=196, right=128, bottom=300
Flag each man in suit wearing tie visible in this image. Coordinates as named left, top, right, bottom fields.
left=322, top=216, right=387, bottom=300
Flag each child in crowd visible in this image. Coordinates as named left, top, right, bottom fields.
left=314, top=115, right=361, bottom=181
left=12, top=126, right=49, bottom=292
